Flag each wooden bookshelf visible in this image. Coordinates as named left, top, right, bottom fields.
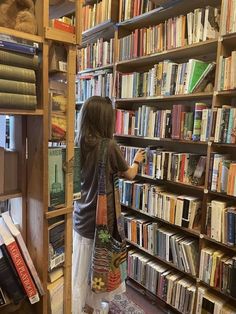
left=78, top=64, right=114, bottom=75
left=45, top=27, right=76, bottom=44
left=0, top=26, right=43, bottom=43
left=0, top=191, right=22, bottom=202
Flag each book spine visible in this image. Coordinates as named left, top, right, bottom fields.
left=0, top=40, right=36, bottom=55
left=0, top=79, right=36, bottom=95
left=0, top=50, right=38, bottom=69
left=0, top=64, right=36, bottom=83
left=0, top=93, right=37, bottom=110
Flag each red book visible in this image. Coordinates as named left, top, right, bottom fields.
left=0, top=218, right=39, bottom=304
left=51, top=19, right=75, bottom=34
left=116, top=109, right=123, bottom=134
left=133, top=29, right=139, bottom=58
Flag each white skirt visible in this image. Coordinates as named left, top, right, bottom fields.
left=72, top=231, right=126, bottom=313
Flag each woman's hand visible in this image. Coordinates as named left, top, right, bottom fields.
left=133, top=149, right=146, bottom=164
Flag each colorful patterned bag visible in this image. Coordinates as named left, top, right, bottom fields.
left=90, top=139, right=127, bottom=293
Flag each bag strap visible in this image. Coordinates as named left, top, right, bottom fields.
left=95, top=138, right=109, bottom=226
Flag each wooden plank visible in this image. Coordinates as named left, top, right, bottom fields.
left=0, top=26, right=43, bottom=43
left=0, top=109, right=44, bottom=116
left=76, top=0, right=83, bottom=45
left=45, top=206, right=73, bottom=219
left=63, top=45, right=76, bottom=314
left=45, top=27, right=76, bottom=44
left=0, top=191, right=22, bottom=202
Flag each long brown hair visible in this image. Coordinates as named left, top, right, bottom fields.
left=76, top=96, right=114, bottom=161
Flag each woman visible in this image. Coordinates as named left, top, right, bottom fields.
left=72, top=96, right=145, bottom=313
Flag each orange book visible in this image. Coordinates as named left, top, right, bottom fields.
left=217, top=161, right=223, bottom=193
left=131, top=220, right=137, bottom=243
left=170, top=198, right=176, bottom=224
left=181, top=15, right=186, bottom=47
left=143, top=223, right=148, bottom=249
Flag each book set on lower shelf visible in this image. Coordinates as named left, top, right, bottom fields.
left=76, top=0, right=236, bottom=313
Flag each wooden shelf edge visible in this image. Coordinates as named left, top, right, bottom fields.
left=199, top=280, right=236, bottom=303
left=45, top=206, right=73, bottom=219
left=203, top=235, right=236, bottom=252
left=116, top=39, right=218, bottom=67
left=122, top=203, right=200, bottom=237
left=0, top=191, right=22, bottom=202
left=0, top=26, right=43, bottom=43
left=77, top=64, right=114, bottom=75
left=115, top=134, right=208, bottom=145
left=45, top=27, right=76, bottom=44
left=208, top=190, right=236, bottom=200
left=126, top=239, right=197, bottom=280
left=82, top=20, right=114, bottom=38
left=0, top=109, right=44, bottom=116
left=115, top=93, right=213, bottom=102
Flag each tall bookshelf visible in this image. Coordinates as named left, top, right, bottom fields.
left=0, top=0, right=80, bottom=313
left=76, top=0, right=236, bottom=313
left=113, top=0, right=236, bottom=312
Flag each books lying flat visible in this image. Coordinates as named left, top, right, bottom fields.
left=0, top=93, right=37, bottom=110
left=0, top=50, right=39, bottom=69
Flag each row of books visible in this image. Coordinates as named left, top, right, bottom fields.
left=78, top=38, right=114, bottom=71
left=0, top=37, right=39, bottom=110
left=117, top=59, right=215, bottom=98
left=120, top=145, right=206, bottom=186
left=119, top=6, right=219, bottom=60
left=82, top=0, right=112, bottom=32
left=116, top=104, right=236, bottom=144
left=116, top=103, right=211, bottom=142
left=199, top=247, right=236, bottom=298
left=196, top=286, right=235, bottom=314
left=0, top=212, right=44, bottom=305
left=206, top=200, right=236, bottom=246
left=119, top=179, right=201, bottom=231
left=208, top=153, right=236, bottom=196
left=123, top=213, right=199, bottom=276
left=220, top=0, right=236, bottom=35
left=76, top=70, right=113, bottom=102
left=119, top=0, right=157, bottom=22
left=128, top=249, right=196, bottom=314
left=50, top=16, right=75, bottom=34
left=218, top=51, right=236, bottom=91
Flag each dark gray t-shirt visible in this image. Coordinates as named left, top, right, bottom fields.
left=73, top=139, right=128, bottom=239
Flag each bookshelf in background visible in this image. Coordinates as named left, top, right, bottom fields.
left=114, top=0, right=236, bottom=313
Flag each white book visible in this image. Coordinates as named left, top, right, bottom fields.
left=211, top=200, right=227, bottom=241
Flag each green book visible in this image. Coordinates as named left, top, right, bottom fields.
left=0, top=79, right=36, bottom=95
left=73, top=147, right=81, bottom=200
left=187, top=59, right=212, bottom=93
left=0, top=93, right=37, bottom=110
left=0, top=64, right=36, bottom=83
left=48, top=147, right=66, bottom=209
left=0, top=50, right=39, bottom=69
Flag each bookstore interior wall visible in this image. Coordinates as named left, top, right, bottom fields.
left=1, top=0, right=236, bottom=313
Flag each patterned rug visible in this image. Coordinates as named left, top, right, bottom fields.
left=109, top=294, right=145, bottom=314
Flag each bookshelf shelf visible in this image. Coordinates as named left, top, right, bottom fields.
left=45, top=206, right=73, bottom=219
left=115, top=134, right=208, bottom=146
left=212, top=142, right=236, bottom=148
left=208, top=191, right=236, bottom=200
left=81, top=20, right=115, bottom=46
left=116, top=40, right=218, bottom=70
left=0, top=26, right=43, bottom=43
left=115, top=93, right=214, bottom=103
left=199, top=280, right=236, bottom=303
left=0, top=109, right=44, bottom=116
left=216, top=90, right=236, bottom=97
left=221, top=32, right=236, bottom=47
left=45, top=27, right=76, bottom=44
left=0, top=191, right=22, bottom=202
left=136, top=175, right=205, bottom=192
left=77, top=64, right=114, bottom=75
left=203, top=235, right=236, bottom=252
left=126, top=277, right=180, bottom=314
left=49, top=0, right=75, bottom=19
left=122, top=203, right=200, bottom=237
left=117, top=0, right=220, bottom=31
left=126, top=239, right=198, bottom=280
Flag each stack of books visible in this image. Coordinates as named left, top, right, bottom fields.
left=123, top=214, right=199, bottom=275
left=205, top=200, right=236, bottom=245
left=220, top=0, right=236, bottom=35
left=120, top=145, right=206, bottom=187
left=119, top=179, right=201, bottom=230
left=119, top=6, right=220, bottom=60
left=76, top=69, right=113, bottom=102
left=50, top=16, right=75, bottom=34
left=116, top=102, right=212, bottom=142
left=78, top=38, right=114, bottom=71
left=0, top=212, right=44, bottom=305
left=0, top=36, right=39, bottom=110
left=213, top=106, right=236, bottom=144
left=218, top=51, right=236, bottom=90
left=118, top=59, right=215, bottom=98
left=128, top=249, right=196, bottom=314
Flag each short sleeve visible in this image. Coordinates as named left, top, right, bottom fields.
left=109, top=140, right=128, bottom=173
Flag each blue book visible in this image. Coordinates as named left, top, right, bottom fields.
left=227, top=210, right=235, bottom=246
left=0, top=40, right=36, bottom=55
